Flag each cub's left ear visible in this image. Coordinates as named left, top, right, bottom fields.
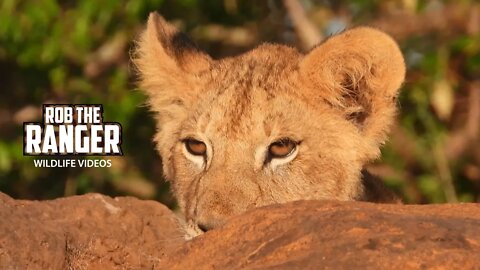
left=300, top=27, right=405, bottom=152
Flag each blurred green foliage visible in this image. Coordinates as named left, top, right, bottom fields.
left=0, top=0, right=479, bottom=204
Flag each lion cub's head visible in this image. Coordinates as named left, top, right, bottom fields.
left=135, top=12, right=405, bottom=231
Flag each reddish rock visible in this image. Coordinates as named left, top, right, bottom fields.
left=1, top=193, right=479, bottom=269
left=0, top=192, right=186, bottom=270
left=161, top=200, right=480, bottom=270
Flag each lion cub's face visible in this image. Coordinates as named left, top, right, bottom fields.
left=136, top=13, right=405, bottom=230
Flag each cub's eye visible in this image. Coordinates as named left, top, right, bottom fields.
left=184, top=138, right=207, bottom=156
left=268, top=138, right=297, bottom=158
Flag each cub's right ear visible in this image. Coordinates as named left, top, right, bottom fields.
left=134, top=12, right=212, bottom=115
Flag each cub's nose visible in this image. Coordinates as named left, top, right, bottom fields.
left=196, top=216, right=226, bottom=231
left=197, top=223, right=210, bottom=232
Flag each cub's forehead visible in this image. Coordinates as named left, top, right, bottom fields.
left=187, top=44, right=311, bottom=138
left=192, top=80, right=312, bottom=140
left=206, top=44, right=302, bottom=93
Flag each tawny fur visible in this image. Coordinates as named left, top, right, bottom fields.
left=134, top=12, right=406, bottom=231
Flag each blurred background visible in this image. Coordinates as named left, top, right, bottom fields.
left=0, top=0, right=479, bottom=205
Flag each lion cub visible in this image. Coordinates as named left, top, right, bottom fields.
left=135, top=12, right=405, bottom=231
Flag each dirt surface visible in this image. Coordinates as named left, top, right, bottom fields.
left=0, top=192, right=186, bottom=270
left=1, top=193, right=479, bottom=269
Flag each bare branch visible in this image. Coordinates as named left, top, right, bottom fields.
left=283, top=0, right=323, bottom=51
